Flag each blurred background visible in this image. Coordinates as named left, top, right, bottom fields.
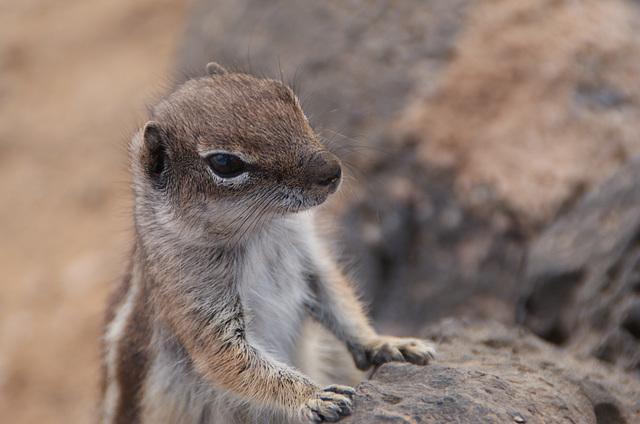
left=2, top=0, right=640, bottom=423
left=0, top=1, right=190, bottom=422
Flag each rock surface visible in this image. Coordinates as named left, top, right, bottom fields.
left=399, top=0, right=640, bottom=224
left=344, top=319, right=640, bottom=423
left=519, top=158, right=640, bottom=371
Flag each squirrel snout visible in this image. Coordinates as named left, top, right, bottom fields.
left=310, top=151, right=342, bottom=191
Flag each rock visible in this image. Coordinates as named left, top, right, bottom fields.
left=342, top=319, right=640, bottom=423
left=337, top=157, right=526, bottom=330
left=519, top=158, right=640, bottom=370
left=397, top=0, right=640, bottom=225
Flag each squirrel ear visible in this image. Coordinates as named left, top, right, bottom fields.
left=206, top=62, right=229, bottom=76
left=142, top=121, right=168, bottom=180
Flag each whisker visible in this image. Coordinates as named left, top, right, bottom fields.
left=229, top=198, right=267, bottom=247
left=229, top=188, right=276, bottom=250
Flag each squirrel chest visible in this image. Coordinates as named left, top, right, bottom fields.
left=236, top=215, right=314, bottom=365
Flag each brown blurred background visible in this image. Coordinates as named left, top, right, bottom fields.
left=0, top=1, right=189, bottom=422
left=2, top=0, right=640, bottom=423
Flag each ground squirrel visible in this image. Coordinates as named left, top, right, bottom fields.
left=99, top=63, right=435, bottom=424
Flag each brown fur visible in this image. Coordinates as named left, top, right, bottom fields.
left=99, top=64, right=435, bottom=424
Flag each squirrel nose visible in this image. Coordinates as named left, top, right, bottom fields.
left=310, top=151, right=342, bottom=189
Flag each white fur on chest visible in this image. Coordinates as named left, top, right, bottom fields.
left=237, top=213, right=316, bottom=365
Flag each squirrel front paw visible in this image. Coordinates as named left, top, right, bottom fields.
left=299, top=385, right=355, bottom=423
left=350, top=336, right=436, bottom=370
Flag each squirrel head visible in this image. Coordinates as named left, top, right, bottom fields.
left=130, top=64, right=342, bottom=245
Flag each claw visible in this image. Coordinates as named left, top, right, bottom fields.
left=300, top=385, right=355, bottom=423
left=324, top=385, right=356, bottom=397
left=359, top=336, right=436, bottom=369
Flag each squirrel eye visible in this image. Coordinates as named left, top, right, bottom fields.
left=207, top=153, right=246, bottom=178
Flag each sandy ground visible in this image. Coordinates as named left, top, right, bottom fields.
left=0, top=1, right=190, bottom=422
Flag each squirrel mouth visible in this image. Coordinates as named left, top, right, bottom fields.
left=277, top=186, right=338, bottom=214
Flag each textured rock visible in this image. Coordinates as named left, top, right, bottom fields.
left=343, top=320, right=640, bottom=423
left=398, top=0, right=640, bottom=224
left=519, top=158, right=640, bottom=370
